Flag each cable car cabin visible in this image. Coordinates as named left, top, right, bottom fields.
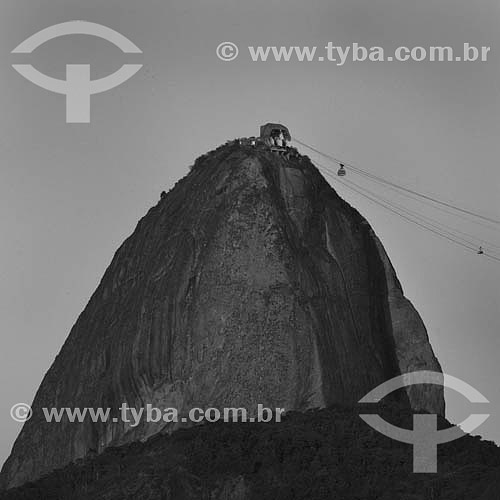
left=260, top=123, right=291, bottom=152
left=337, top=164, right=346, bottom=176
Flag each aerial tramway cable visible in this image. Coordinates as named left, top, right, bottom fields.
left=293, top=137, right=500, bottom=226
left=324, top=169, right=500, bottom=263
left=316, top=162, right=500, bottom=253
left=290, top=138, right=500, bottom=262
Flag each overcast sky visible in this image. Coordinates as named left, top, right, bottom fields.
left=1, top=0, right=499, bottom=467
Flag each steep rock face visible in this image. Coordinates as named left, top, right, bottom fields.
left=0, top=143, right=444, bottom=489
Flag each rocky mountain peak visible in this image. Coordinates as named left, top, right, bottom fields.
left=0, top=140, right=444, bottom=489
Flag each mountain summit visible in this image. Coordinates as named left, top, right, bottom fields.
left=1, top=138, right=444, bottom=489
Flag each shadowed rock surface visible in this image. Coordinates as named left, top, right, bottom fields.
left=1, top=142, right=444, bottom=489
left=1, top=403, right=499, bottom=500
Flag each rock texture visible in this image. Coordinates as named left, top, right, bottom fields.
left=1, top=142, right=444, bottom=489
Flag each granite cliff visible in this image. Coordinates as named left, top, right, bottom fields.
left=1, top=141, right=444, bottom=489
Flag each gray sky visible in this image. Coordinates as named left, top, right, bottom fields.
left=1, top=0, right=499, bottom=467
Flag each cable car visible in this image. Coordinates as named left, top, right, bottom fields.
left=477, top=246, right=484, bottom=255
left=337, top=164, right=346, bottom=176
